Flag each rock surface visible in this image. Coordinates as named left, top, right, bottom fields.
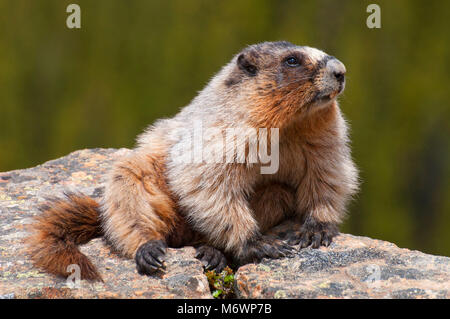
left=0, top=148, right=210, bottom=299
left=238, top=224, right=450, bottom=298
left=0, top=148, right=449, bottom=299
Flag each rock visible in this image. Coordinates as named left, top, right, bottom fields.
left=235, top=222, right=450, bottom=299
left=1, top=148, right=449, bottom=299
left=0, top=148, right=211, bottom=299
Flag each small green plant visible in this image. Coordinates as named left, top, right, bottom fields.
left=205, top=266, right=235, bottom=299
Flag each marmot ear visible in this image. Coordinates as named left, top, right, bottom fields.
left=237, top=53, right=258, bottom=76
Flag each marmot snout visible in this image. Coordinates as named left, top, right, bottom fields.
left=313, top=56, right=346, bottom=101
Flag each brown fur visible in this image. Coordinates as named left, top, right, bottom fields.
left=101, top=151, right=178, bottom=257
left=25, top=193, right=103, bottom=281
left=250, top=182, right=296, bottom=232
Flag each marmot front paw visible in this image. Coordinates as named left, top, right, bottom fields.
left=194, top=245, right=227, bottom=272
left=286, top=219, right=338, bottom=248
left=238, top=235, right=295, bottom=264
left=135, top=240, right=167, bottom=275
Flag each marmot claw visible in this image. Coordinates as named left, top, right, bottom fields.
left=239, top=235, right=295, bottom=264
left=286, top=219, right=339, bottom=248
left=195, top=245, right=227, bottom=272
left=135, top=240, right=167, bottom=275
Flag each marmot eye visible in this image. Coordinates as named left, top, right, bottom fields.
left=285, top=56, right=299, bottom=67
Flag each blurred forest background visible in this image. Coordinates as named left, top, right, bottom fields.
left=0, top=0, right=449, bottom=256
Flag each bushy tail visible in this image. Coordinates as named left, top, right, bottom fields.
left=25, top=193, right=103, bottom=281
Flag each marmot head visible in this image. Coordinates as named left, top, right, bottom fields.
left=224, top=41, right=346, bottom=128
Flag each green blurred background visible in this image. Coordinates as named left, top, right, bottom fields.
left=0, top=0, right=449, bottom=256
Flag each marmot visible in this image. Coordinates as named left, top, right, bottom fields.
left=26, top=41, right=359, bottom=281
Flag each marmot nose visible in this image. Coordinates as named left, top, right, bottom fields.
left=327, top=58, right=346, bottom=83
left=334, top=71, right=345, bottom=84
